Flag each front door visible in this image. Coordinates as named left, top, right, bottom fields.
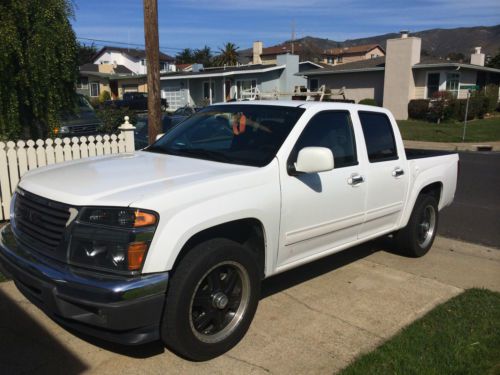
left=278, top=110, right=367, bottom=267
left=356, top=111, right=409, bottom=238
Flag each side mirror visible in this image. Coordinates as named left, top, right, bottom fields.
left=155, top=133, right=165, bottom=141
left=295, top=147, right=334, bottom=174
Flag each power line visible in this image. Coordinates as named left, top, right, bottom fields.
left=77, top=37, right=184, bottom=52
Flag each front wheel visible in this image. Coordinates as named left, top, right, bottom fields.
left=394, top=194, right=439, bottom=257
left=161, top=238, right=260, bottom=361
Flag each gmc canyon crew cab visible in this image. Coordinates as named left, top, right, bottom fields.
left=0, top=102, right=458, bottom=361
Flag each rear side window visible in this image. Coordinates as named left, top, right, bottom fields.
left=291, top=111, right=357, bottom=169
left=358, top=111, right=398, bottom=162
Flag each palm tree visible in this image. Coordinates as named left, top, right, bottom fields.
left=194, top=46, right=213, bottom=67
left=175, top=48, right=194, bottom=64
left=214, top=42, right=239, bottom=66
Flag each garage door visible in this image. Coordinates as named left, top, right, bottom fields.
left=162, top=87, right=187, bottom=110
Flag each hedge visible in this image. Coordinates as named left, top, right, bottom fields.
left=408, top=99, right=430, bottom=119
left=358, top=98, right=378, bottom=106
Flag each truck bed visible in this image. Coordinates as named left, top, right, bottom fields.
left=405, top=148, right=455, bottom=160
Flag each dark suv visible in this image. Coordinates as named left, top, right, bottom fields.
left=56, top=95, right=103, bottom=137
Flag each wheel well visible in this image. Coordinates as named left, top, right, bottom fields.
left=419, top=182, right=442, bottom=205
left=173, top=219, right=266, bottom=279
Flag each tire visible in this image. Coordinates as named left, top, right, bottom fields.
left=161, top=238, right=261, bottom=361
left=394, top=194, right=439, bottom=257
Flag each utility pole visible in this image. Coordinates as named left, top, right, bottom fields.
left=143, top=0, right=161, bottom=143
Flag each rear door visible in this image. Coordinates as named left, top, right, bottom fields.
left=357, top=111, right=409, bottom=238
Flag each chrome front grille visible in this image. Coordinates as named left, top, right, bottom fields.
left=13, top=190, right=71, bottom=253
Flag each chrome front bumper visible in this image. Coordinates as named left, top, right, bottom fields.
left=0, top=224, right=168, bottom=345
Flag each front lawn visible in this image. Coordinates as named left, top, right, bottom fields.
left=340, top=289, right=500, bottom=375
left=398, top=117, right=500, bottom=142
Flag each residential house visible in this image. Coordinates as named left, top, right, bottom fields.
left=300, top=32, right=500, bottom=119
left=160, top=55, right=306, bottom=109
left=322, top=44, right=385, bottom=65
left=77, top=63, right=147, bottom=100
left=247, top=42, right=309, bottom=65
left=93, top=46, right=176, bottom=74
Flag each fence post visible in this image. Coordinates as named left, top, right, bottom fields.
left=118, top=116, right=136, bottom=153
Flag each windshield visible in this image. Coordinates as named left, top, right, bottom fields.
left=145, top=104, right=305, bottom=167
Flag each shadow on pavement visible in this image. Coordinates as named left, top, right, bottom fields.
left=0, top=288, right=88, bottom=375
left=261, top=239, right=387, bottom=299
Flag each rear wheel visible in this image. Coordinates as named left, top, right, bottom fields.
left=161, top=238, right=260, bottom=361
left=394, top=194, right=439, bottom=257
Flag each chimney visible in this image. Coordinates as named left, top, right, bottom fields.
left=253, top=41, right=263, bottom=65
left=383, top=31, right=421, bottom=120
left=470, top=46, right=485, bottom=66
left=400, top=30, right=409, bottom=39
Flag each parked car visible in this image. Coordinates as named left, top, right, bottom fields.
left=0, top=102, right=458, bottom=361
left=56, top=94, right=103, bottom=137
left=134, top=113, right=174, bottom=150
left=105, top=92, right=168, bottom=111
left=134, top=107, right=202, bottom=149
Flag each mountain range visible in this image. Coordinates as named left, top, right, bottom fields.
left=241, top=25, right=500, bottom=59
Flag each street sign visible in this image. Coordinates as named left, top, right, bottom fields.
left=460, top=85, right=480, bottom=91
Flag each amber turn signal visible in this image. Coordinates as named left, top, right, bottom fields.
left=128, top=242, right=148, bottom=270
left=134, top=210, right=157, bottom=227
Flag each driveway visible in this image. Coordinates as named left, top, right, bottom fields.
left=0, top=236, right=499, bottom=374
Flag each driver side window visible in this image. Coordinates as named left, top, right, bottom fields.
left=290, top=111, right=357, bottom=169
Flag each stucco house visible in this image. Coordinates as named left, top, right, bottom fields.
left=77, top=63, right=147, bottom=100
left=93, top=46, right=176, bottom=74
left=160, top=54, right=306, bottom=109
left=322, top=44, right=385, bottom=65
left=300, top=32, right=500, bottom=119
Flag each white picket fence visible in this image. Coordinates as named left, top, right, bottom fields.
left=0, top=117, right=136, bottom=220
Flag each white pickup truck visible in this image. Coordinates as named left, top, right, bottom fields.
left=0, top=102, right=458, bottom=360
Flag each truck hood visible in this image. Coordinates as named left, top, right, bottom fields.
left=19, top=151, right=255, bottom=207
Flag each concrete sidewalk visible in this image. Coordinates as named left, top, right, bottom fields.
left=0, top=236, right=499, bottom=374
left=404, top=140, right=500, bottom=152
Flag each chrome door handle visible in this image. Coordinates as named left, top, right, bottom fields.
left=348, top=174, right=365, bottom=186
left=392, top=167, right=405, bottom=178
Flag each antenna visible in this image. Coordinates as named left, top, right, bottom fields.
left=291, top=19, right=296, bottom=54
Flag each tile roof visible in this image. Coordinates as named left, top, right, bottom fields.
left=94, top=46, right=175, bottom=62
left=323, top=44, right=384, bottom=56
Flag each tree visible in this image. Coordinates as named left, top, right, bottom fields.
left=176, top=48, right=195, bottom=64
left=214, top=43, right=239, bottom=66
left=0, top=0, right=78, bottom=139
left=193, top=46, right=213, bottom=67
left=77, top=42, right=97, bottom=66
left=487, top=49, right=500, bottom=69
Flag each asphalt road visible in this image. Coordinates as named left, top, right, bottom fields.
left=439, top=152, right=500, bottom=249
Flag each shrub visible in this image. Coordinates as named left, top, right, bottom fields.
left=484, top=84, right=499, bottom=113
left=428, top=91, right=453, bottom=123
left=408, top=99, right=430, bottom=119
left=358, top=98, right=378, bottom=106
left=96, top=107, right=138, bottom=134
left=99, top=90, right=111, bottom=103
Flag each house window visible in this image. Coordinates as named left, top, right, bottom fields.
left=426, top=73, right=440, bottom=99
left=327, top=57, right=333, bottom=64
left=141, top=59, right=146, bottom=66
left=236, top=79, right=257, bottom=99
left=309, top=79, right=319, bottom=91
left=77, top=77, right=88, bottom=89
left=160, top=62, right=167, bottom=72
left=203, top=81, right=215, bottom=101
left=337, top=56, right=343, bottom=63
left=446, top=73, right=460, bottom=98
left=90, top=82, right=100, bottom=97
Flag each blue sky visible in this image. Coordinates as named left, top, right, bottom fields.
left=72, top=0, right=500, bottom=56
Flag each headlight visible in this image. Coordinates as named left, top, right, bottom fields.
left=69, top=208, right=158, bottom=275
left=60, top=126, right=70, bottom=134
